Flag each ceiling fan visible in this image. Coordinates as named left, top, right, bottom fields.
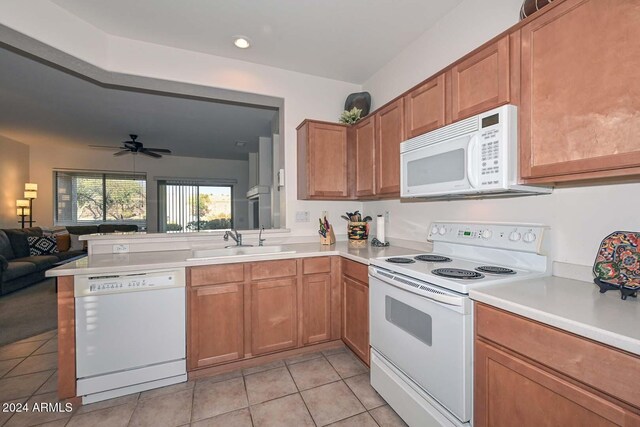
left=90, top=134, right=172, bottom=158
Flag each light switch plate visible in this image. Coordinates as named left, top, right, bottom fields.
left=295, top=211, right=310, bottom=222
left=113, top=244, right=130, bottom=254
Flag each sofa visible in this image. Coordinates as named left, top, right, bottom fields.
left=0, top=224, right=138, bottom=295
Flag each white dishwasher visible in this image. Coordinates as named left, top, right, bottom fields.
left=75, top=268, right=187, bottom=404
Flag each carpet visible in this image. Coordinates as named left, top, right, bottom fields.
left=0, top=278, right=57, bottom=346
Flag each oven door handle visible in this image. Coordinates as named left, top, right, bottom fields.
left=369, top=268, right=467, bottom=308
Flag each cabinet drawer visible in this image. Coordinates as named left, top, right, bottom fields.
left=342, top=258, right=368, bottom=285
left=250, top=259, right=297, bottom=281
left=303, top=257, right=331, bottom=275
left=476, top=303, right=640, bottom=409
left=189, top=264, right=244, bottom=287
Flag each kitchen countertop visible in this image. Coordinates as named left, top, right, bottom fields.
left=470, top=276, right=640, bottom=356
left=45, top=241, right=422, bottom=277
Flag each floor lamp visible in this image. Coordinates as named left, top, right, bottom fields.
left=16, top=199, right=30, bottom=229
left=24, top=183, right=37, bottom=227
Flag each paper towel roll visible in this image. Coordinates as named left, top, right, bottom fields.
left=376, top=215, right=385, bottom=243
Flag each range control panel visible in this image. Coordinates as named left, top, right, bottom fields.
left=75, top=269, right=186, bottom=297
left=428, top=222, right=546, bottom=253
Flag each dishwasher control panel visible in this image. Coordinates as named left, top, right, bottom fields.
left=75, top=268, right=186, bottom=296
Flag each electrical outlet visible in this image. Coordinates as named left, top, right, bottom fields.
left=113, top=244, right=129, bottom=254
left=384, top=211, right=390, bottom=222
left=295, top=211, right=310, bottom=222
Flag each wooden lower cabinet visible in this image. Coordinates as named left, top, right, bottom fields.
left=475, top=303, right=640, bottom=426
left=187, top=257, right=339, bottom=371
left=341, top=259, right=369, bottom=365
left=251, top=277, right=298, bottom=355
left=188, top=283, right=244, bottom=370
left=302, top=273, right=332, bottom=345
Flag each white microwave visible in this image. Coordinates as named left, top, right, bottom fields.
left=400, top=104, right=551, bottom=198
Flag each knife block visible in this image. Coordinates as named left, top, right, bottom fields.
left=320, top=227, right=336, bottom=245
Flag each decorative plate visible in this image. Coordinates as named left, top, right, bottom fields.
left=593, top=231, right=640, bottom=290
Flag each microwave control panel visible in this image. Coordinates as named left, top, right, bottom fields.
left=479, top=112, right=503, bottom=187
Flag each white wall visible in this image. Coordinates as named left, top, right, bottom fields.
left=29, top=143, right=249, bottom=232
left=0, top=1, right=363, bottom=236
left=0, top=135, right=30, bottom=228
left=362, top=0, right=640, bottom=267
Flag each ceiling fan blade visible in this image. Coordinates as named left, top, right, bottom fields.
left=113, top=150, right=131, bottom=156
left=90, top=145, right=124, bottom=150
left=140, top=149, right=162, bottom=158
left=144, top=148, right=172, bottom=154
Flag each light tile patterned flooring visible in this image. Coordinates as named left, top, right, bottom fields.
left=0, top=332, right=407, bottom=427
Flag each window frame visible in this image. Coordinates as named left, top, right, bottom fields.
left=54, top=170, right=148, bottom=227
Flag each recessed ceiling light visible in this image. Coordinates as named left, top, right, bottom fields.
left=233, top=36, right=251, bottom=49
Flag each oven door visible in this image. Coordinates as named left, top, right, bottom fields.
left=401, top=133, right=480, bottom=198
left=369, top=267, right=472, bottom=422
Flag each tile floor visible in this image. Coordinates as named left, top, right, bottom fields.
left=0, top=332, right=407, bottom=427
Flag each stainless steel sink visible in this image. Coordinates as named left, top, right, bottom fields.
left=188, top=245, right=296, bottom=260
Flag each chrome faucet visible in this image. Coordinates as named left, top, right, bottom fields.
left=258, top=226, right=266, bottom=246
left=223, top=229, right=243, bottom=246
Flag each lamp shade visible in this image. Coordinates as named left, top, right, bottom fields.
left=24, top=183, right=38, bottom=191
left=16, top=199, right=29, bottom=208
left=24, top=191, right=37, bottom=199
left=17, top=208, right=30, bottom=216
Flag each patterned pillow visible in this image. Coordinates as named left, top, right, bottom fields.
left=27, top=236, right=59, bottom=256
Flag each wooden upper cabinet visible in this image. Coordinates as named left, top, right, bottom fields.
left=188, top=282, right=244, bottom=370
left=250, top=277, right=297, bottom=355
left=297, top=120, right=350, bottom=199
left=520, top=0, right=640, bottom=183
left=404, top=73, right=447, bottom=139
left=451, top=35, right=510, bottom=122
left=375, top=98, right=405, bottom=197
left=351, top=116, right=376, bottom=197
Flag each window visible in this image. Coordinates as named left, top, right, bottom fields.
left=158, top=180, right=233, bottom=232
left=55, top=171, right=146, bottom=227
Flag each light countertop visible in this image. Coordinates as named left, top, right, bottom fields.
left=46, top=241, right=422, bottom=277
left=470, top=276, right=640, bottom=356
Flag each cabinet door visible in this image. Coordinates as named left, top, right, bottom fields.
left=251, top=277, right=297, bottom=355
left=404, top=73, right=447, bottom=138
left=520, top=0, right=640, bottom=183
left=451, top=36, right=510, bottom=122
left=375, top=99, right=404, bottom=197
left=297, top=121, right=349, bottom=199
left=302, top=273, right=332, bottom=345
left=188, top=283, right=244, bottom=370
left=342, top=276, right=369, bottom=365
left=353, top=116, right=376, bottom=197
left=475, top=341, right=636, bottom=427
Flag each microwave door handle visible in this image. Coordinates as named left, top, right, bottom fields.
left=467, top=135, right=480, bottom=188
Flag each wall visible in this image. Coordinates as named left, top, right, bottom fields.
left=362, top=0, right=640, bottom=267
left=0, top=1, right=364, bottom=237
left=0, top=135, right=30, bottom=228
left=28, top=143, right=249, bottom=232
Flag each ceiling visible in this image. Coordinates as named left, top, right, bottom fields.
left=0, top=46, right=277, bottom=160
left=49, top=0, right=463, bottom=83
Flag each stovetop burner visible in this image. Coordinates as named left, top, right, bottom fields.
left=432, top=268, right=485, bottom=280
left=414, top=255, right=452, bottom=263
left=475, top=266, right=516, bottom=275
left=386, top=257, right=416, bottom=264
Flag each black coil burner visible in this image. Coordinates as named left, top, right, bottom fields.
left=414, top=255, right=452, bottom=263
left=432, top=268, right=484, bottom=280
left=386, top=257, right=416, bottom=264
left=475, top=266, right=516, bottom=275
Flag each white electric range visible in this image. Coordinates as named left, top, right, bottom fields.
left=368, top=222, right=550, bottom=427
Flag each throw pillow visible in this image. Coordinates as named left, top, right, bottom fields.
left=27, top=236, right=59, bottom=256
left=56, top=234, right=71, bottom=252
